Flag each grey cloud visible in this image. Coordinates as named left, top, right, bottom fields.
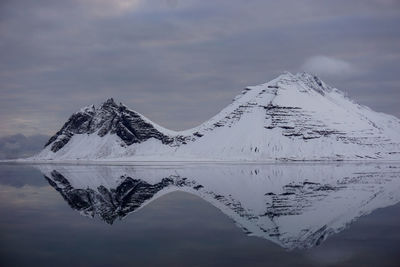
left=301, top=56, right=359, bottom=76
left=0, top=0, right=399, bottom=136
left=0, top=134, right=50, bottom=159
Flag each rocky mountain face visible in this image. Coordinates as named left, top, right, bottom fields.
left=38, top=163, right=400, bottom=249
left=33, top=72, right=400, bottom=161
left=45, top=99, right=183, bottom=153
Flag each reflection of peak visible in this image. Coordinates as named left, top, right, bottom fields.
left=45, top=170, right=191, bottom=224
left=39, top=163, right=400, bottom=249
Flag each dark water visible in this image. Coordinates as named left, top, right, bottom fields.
left=1, top=163, right=400, bottom=267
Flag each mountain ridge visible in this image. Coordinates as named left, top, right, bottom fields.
left=32, top=72, right=400, bottom=161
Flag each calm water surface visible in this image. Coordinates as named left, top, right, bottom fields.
left=1, top=163, right=400, bottom=267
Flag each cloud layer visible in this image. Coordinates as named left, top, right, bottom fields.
left=302, top=56, right=358, bottom=76
left=0, top=134, right=49, bottom=159
left=0, top=0, right=399, bottom=138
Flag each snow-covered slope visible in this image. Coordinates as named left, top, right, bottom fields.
left=33, top=72, right=400, bottom=161
left=37, top=163, right=400, bottom=249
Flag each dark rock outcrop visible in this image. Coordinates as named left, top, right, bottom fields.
left=46, top=98, right=178, bottom=152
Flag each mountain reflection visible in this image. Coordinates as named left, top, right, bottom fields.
left=37, top=163, right=400, bottom=250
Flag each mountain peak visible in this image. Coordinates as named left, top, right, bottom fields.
left=79, top=104, right=95, bottom=114
left=279, top=70, right=295, bottom=78
left=267, top=71, right=296, bottom=84
left=274, top=71, right=321, bottom=83
left=267, top=71, right=332, bottom=95
left=105, top=97, right=115, bottom=103
left=101, top=98, right=119, bottom=109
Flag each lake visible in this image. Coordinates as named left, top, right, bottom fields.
left=1, top=162, right=400, bottom=266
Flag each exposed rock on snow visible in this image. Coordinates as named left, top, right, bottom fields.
left=33, top=72, right=400, bottom=161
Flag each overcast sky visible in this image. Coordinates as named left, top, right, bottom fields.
left=1, top=0, right=400, bottom=137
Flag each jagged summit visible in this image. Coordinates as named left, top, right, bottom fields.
left=104, top=97, right=116, bottom=105
left=44, top=97, right=177, bottom=153
left=33, top=72, right=400, bottom=161
left=253, top=71, right=332, bottom=96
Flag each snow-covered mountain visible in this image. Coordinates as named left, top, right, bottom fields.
left=37, top=163, right=400, bottom=249
left=33, top=72, right=400, bottom=161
